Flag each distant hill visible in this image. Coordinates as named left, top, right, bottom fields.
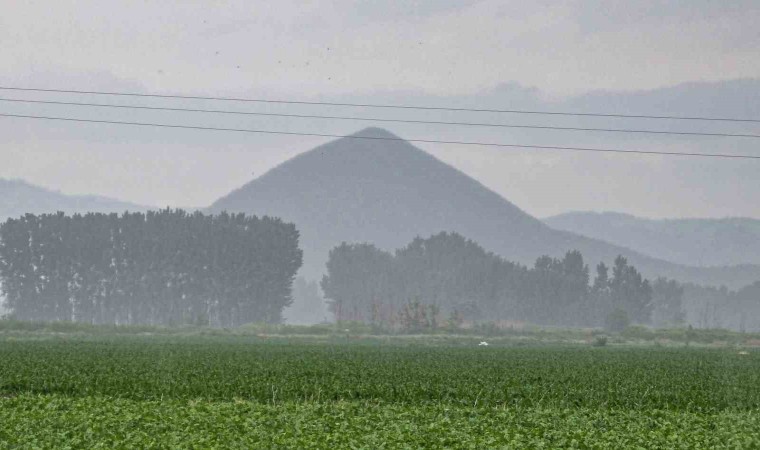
left=0, top=179, right=148, bottom=221
left=545, top=211, right=760, bottom=267
left=208, top=128, right=760, bottom=288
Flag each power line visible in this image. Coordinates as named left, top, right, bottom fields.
left=1, top=112, right=758, bottom=160
left=2, top=97, right=759, bottom=139
left=2, top=86, right=759, bottom=123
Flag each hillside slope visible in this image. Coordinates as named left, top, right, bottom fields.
left=0, top=179, right=148, bottom=221
left=545, top=212, right=760, bottom=267
left=209, top=128, right=760, bottom=288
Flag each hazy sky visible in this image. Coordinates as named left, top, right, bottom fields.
left=2, top=0, right=760, bottom=218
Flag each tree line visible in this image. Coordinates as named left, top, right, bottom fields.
left=681, top=281, right=760, bottom=331
left=0, top=209, right=302, bottom=326
left=321, top=232, right=684, bottom=329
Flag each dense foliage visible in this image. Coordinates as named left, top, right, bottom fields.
left=684, top=281, right=760, bottom=331
left=0, top=209, right=302, bottom=326
left=3, top=395, right=759, bottom=449
left=322, top=232, right=660, bottom=328
left=0, top=336, right=758, bottom=448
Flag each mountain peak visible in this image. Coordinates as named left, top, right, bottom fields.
left=209, top=128, right=543, bottom=277
left=208, top=131, right=760, bottom=288
left=350, top=127, right=401, bottom=139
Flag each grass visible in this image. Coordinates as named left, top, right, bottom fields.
left=0, top=333, right=759, bottom=447
left=2, top=318, right=759, bottom=347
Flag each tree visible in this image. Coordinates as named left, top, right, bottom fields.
left=593, top=263, right=609, bottom=294
left=605, top=308, right=630, bottom=332
left=609, top=256, right=653, bottom=324
left=0, top=210, right=302, bottom=326
left=319, top=234, right=659, bottom=330
left=526, top=251, right=589, bottom=325
left=651, top=277, right=685, bottom=327
left=320, top=243, right=396, bottom=322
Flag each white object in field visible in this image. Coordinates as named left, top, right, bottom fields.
left=479, top=341, right=489, bottom=346
left=738, top=351, right=749, bottom=355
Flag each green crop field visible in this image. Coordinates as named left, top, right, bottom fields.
left=1, top=335, right=759, bottom=448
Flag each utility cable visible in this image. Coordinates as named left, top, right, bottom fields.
left=1, top=86, right=759, bottom=123
left=1, top=97, right=758, bottom=139
left=2, top=112, right=758, bottom=160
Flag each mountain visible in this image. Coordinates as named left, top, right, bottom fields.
left=0, top=178, right=148, bottom=221
left=565, top=79, right=760, bottom=121
left=544, top=211, right=760, bottom=267
left=208, top=128, right=760, bottom=289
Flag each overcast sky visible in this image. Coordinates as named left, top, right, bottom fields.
left=2, top=0, right=760, bottom=218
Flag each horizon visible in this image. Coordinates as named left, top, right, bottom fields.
left=3, top=121, right=760, bottom=221
left=2, top=1, right=760, bottom=219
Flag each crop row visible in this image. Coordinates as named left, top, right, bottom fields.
left=1, top=336, right=758, bottom=411
left=1, top=394, right=759, bottom=449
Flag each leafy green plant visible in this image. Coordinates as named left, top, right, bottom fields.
left=0, top=335, right=759, bottom=447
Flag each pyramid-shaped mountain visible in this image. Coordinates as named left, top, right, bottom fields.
left=209, top=128, right=760, bottom=288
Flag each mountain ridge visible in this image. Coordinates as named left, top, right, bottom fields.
left=545, top=211, right=760, bottom=267
left=0, top=178, right=149, bottom=221
left=209, top=128, right=760, bottom=288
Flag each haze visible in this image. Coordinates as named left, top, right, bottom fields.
left=5, top=4, right=760, bottom=448
left=2, top=0, right=760, bottom=219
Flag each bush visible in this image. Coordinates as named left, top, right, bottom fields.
left=593, top=335, right=608, bottom=347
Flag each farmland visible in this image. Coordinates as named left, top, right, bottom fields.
left=1, top=334, right=759, bottom=448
